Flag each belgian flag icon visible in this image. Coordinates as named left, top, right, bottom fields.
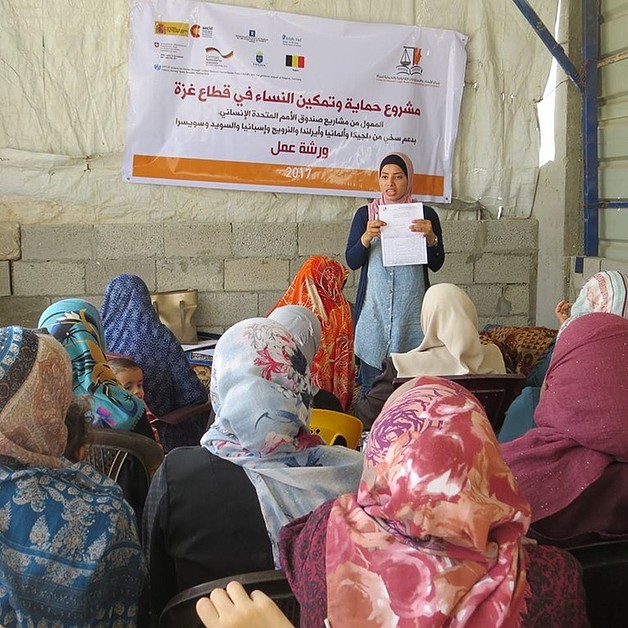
left=285, top=55, right=305, bottom=68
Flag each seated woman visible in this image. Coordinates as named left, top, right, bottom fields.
left=501, top=312, right=628, bottom=546
left=0, top=326, right=145, bottom=625
left=499, top=269, right=628, bottom=442
left=100, top=274, right=209, bottom=448
left=279, top=376, right=588, bottom=628
left=355, top=283, right=505, bottom=428
left=270, top=255, right=354, bottom=412
left=143, top=317, right=363, bottom=619
left=268, top=305, right=343, bottom=411
left=38, top=298, right=152, bottom=437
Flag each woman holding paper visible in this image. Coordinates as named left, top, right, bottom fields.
left=345, top=152, right=445, bottom=394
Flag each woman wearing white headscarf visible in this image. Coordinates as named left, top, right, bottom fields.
left=355, top=283, right=505, bottom=427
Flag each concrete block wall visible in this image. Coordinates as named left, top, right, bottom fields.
left=0, top=219, right=538, bottom=330
left=568, top=256, right=628, bottom=301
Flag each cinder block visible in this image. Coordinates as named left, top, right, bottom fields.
left=0, top=223, right=20, bottom=260
left=484, top=219, right=537, bottom=252
left=164, top=223, right=232, bottom=258
left=85, top=260, right=156, bottom=294
left=582, top=257, right=602, bottom=278
left=224, top=258, right=290, bottom=291
left=298, top=222, right=351, bottom=257
left=478, top=314, right=532, bottom=329
left=503, top=284, right=531, bottom=315
left=600, top=258, right=628, bottom=275
left=441, top=221, right=481, bottom=253
left=232, top=223, right=297, bottom=258
left=0, top=296, right=51, bottom=327
left=95, top=224, right=164, bottom=260
left=21, top=225, right=94, bottom=260
left=12, top=261, right=85, bottom=296
left=429, top=252, right=473, bottom=285
left=0, top=262, right=10, bottom=296
left=462, top=284, right=502, bottom=317
left=197, top=291, right=258, bottom=327
left=156, top=258, right=223, bottom=292
left=258, top=291, right=287, bottom=316
left=474, top=254, right=534, bottom=284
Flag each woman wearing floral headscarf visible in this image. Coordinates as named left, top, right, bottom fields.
left=279, top=377, right=588, bottom=627
left=0, top=326, right=145, bottom=625
left=38, top=298, right=150, bottom=434
left=501, top=312, right=628, bottom=545
left=143, top=318, right=363, bottom=619
left=346, top=152, right=445, bottom=395
left=270, top=255, right=355, bottom=411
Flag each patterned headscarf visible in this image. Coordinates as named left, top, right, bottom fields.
left=270, top=256, right=354, bottom=411
left=562, top=270, right=628, bottom=333
left=100, top=274, right=207, bottom=416
left=0, top=327, right=71, bottom=469
left=326, top=376, right=530, bottom=627
left=367, top=152, right=415, bottom=220
left=501, top=312, right=628, bottom=522
left=392, top=283, right=506, bottom=377
left=38, top=299, right=145, bottom=431
left=201, top=318, right=363, bottom=564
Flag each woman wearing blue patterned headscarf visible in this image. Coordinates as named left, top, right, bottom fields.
left=0, top=326, right=145, bottom=625
left=38, top=298, right=146, bottom=431
left=100, top=274, right=208, bottom=417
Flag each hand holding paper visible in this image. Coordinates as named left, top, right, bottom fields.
left=379, top=203, right=428, bottom=267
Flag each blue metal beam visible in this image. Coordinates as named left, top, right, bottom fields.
left=582, top=0, right=599, bottom=256
left=511, top=0, right=584, bottom=92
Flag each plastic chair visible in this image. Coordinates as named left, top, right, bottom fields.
left=159, top=570, right=299, bottom=628
left=568, top=540, right=628, bottom=627
left=309, top=408, right=363, bottom=449
left=393, top=374, right=526, bottom=433
left=87, top=427, right=164, bottom=529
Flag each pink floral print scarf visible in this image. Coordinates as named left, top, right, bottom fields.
left=326, top=376, right=530, bottom=627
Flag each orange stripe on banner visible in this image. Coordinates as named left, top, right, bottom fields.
left=132, top=155, right=444, bottom=197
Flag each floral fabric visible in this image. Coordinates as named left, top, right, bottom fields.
left=38, top=299, right=145, bottom=431
left=201, top=318, right=363, bottom=564
left=326, top=377, right=531, bottom=627
left=270, top=255, right=355, bottom=411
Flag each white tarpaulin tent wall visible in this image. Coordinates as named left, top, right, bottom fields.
left=0, top=0, right=559, bottom=223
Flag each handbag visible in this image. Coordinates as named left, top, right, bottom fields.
left=150, top=288, right=199, bottom=344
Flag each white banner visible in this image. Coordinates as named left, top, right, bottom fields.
left=124, top=0, right=467, bottom=201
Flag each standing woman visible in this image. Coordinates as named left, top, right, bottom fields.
left=346, top=152, right=445, bottom=394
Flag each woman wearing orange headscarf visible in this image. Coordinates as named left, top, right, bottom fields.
left=270, top=255, right=354, bottom=411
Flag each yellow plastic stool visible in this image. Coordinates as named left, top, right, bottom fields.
left=309, top=409, right=363, bottom=450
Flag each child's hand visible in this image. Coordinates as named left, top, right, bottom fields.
left=196, top=581, right=294, bottom=628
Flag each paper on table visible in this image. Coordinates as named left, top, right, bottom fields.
left=378, top=203, right=427, bottom=267
left=181, top=338, right=219, bottom=352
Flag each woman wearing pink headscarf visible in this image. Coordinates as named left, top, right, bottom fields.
left=345, top=152, right=445, bottom=394
left=501, top=312, right=628, bottom=545
left=279, top=377, right=588, bottom=627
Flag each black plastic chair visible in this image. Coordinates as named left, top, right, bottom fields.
left=393, top=373, right=526, bottom=433
left=568, top=540, right=628, bottom=627
left=159, top=570, right=299, bottom=628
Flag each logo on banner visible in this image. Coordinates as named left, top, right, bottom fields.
left=255, top=51, right=264, bottom=65
left=154, top=22, right=188, bottom=37
left=282, top=34, right=302, bottom=48
left=205, top=46, right=233, bottom=66
left=236, top=29, right=268, bottom=43
left=190, top=24, right=201, bottom=38
left=397, top=47, right=423, bottom=76
left=285, top=55, right=305, bottom=69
